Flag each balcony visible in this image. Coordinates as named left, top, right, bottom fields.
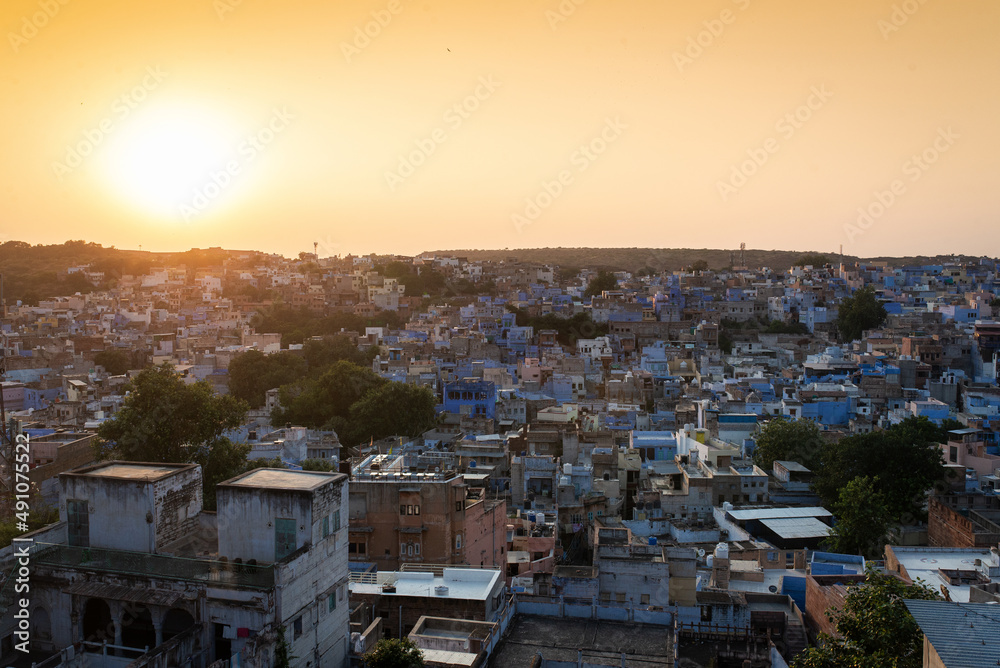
left=29, top=542, right=275, bottom=590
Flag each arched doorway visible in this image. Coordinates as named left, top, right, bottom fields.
left=82, top=598, right=113, bottom=644
left=162, top=608, right=196, bottom=642
left=32, top=606, right=52, bottom=646
left=120, top=605, right=156, bottom=651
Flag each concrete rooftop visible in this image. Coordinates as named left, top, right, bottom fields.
left=77, top=462, right=191, bottom=481
left=225, top=468, right=343, bottom=490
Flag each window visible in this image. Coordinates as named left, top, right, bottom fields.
left=328, top=593, right=336, bottom=612
left=616, top=592, right=626, bottom=603
left=400, top=542, right=407, bottom=556
left=349, top=541, right=367, bottom=555
left=413, top=505, right=420, bottom=516
left=67, top=499, right=89, bottom=548
left=400, top=505, right=406, bottom=515
left=641, top=594, right=650, bottom=605
left=455, top=534, right=462, bottom=550
left=292, top=616, right=302, bottom=639
left=407, top=544, right=414, bottom=556
left=456, top=501, right=463, bottom=512
left=332, top=510, right=341, bottom=532
left=275, top=518, right=297, bottom=561
left=322, top=516, right=330, bottom=538
left=414, top=542, right=420, bottom=556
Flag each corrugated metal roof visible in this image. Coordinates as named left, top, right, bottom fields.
left=904, top=599, right=1000, bottom=668
left=760, top=517, right=832, bottom=539
left=727, top=506, right=832, bottom=521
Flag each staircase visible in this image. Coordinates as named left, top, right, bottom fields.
left=783, top=620, right=809, bottom=659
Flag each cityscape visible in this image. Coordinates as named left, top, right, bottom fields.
left=3, top=0, right=1000, bottom=667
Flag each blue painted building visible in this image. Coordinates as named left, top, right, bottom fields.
left=443, top=379, right=497, bottom=419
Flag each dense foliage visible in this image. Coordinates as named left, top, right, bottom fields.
left=752, top=418, right=825, bottom=471
left=362, top=638, right=425, bottom=668
left=792, top=569, right=940, bottom=668
left=584, top=270, right=618, bottom=297
left=95, top=364, right=252, bottom=509
left=837, top=285, right=888, bottom=342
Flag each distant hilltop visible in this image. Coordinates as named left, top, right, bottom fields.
left=425, top=247, right=981, bottom=274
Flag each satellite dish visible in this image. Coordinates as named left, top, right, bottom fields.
left=768, top=585, right=778, bottom=593
left=697, top=549, right=706, bottom=558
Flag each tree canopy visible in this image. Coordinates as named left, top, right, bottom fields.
left=836, top=285, right=887, bottom=342
left=228, top=350, right=308, bottom=408
left=752, top=417, right=824, bottom=471
left=95, top=364, right=252, bottom=509
left=814, top=417, right=946, bottom=523
left=824, top=476, right=894, bottom=558
left=271, top=361, right=388, bottom=430
left=584, top=270, right=618, bottom=297
left=362, top=638, right=425, bottom=668
left=791, top=569, right=940, bottom=668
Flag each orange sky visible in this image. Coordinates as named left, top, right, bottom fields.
left=2, top=0, right=998, bottom=258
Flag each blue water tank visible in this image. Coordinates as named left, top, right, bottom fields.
left=469, top=460, right=477, bottom=468
left=528, top=513, right=536, bottom=522
left=649, top=537, right=658, bottom=546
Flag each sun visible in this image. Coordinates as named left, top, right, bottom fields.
left=103, top=105, right=234, bottom=218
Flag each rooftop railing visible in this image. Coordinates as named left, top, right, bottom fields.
left=28, top=542, right=275, bottom=590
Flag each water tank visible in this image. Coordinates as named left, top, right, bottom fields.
left=563, top=463, right=572, bottom=475
left=707, top=555, right=714, bottom=568
left=559, top=476, right=571, bottom=487
left=714, top=543, right=729, bottom=560
left=723, top=501, right=734, bottom=511
left=648, top=537, right=657, bottom=546
left=469, top=460, right=476, bottom=468
left=536, top=513, right=545, bottom=524
left=434, top=586, right=449, bottom=596
left=528, top=513, right=536, bottom=523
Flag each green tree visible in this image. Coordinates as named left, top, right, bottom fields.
left=584, top=270, right=618, bottom=298
left=814, top=417, right=945, bottom=523
left=794, top=253, right=830, bottom=267
left=688, top=259, right=709, bottom=274
left=95, top=364, right=250, bottom=509
left=94, top=349, right=132, bottom=375
left=362, top=638, right=425, bottom=668
left=792, top=569, right=940, bottom=668
left=302, top=334, right=370, bottom=372
left=301, top=458, right=338, bottom=472
left=346, top=383, right=438, bottom=446
left=271, top=361, right=387, bottom=429
left=752, top=418, right=824, bottom=471
left=718, top=330, right=733, bottom=354
left=836, top=285, right=887, bottom=342
left=229, top=350, right=308, bottom=408
left=825, top=476, right=893, bottom=558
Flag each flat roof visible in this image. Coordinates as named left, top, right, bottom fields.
left=350, top=568, right=501, bottom=601
left=774, top=460, right=811, bottom=473
left=727, top=506, right=832, bottom=521
left=224, top=468, right=344, bottom=490
left=74, top=462, right=192, bottom=481
left=760, top=517, right=832, bottom=539
left=888, top=547, right=1000, bottom=602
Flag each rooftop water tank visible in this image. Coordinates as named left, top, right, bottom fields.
left=714, top=543, right=729, bottom=560
left=563, top=463, right=572, bottom=475
left=648, top=537, right=657, bottom=546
